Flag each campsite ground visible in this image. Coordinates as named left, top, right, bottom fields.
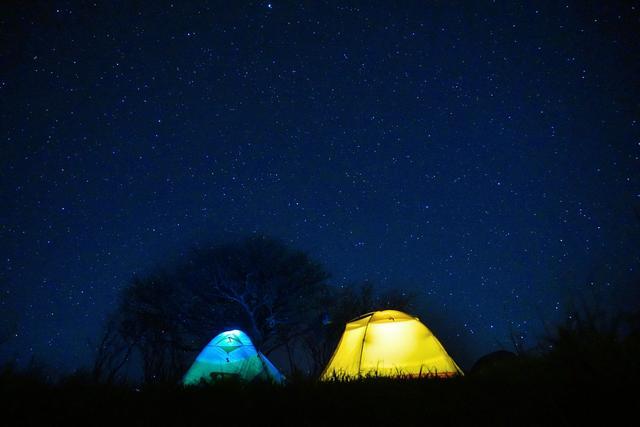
left=3, top=309, right=638, bottom=426
left=1, top=367, right=634, bottom=426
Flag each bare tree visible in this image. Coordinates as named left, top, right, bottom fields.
left=91, top=314, right=133, bottom=383
left=117, top=273, right=196, bottom=383
left=115, top=236, right=329, bottom=382
left=178, top=236, right=329, bottom=352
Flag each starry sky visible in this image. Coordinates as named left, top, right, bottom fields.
left=1, top=1, right=639, bottom=372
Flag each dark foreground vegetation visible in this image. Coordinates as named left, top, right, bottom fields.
left=2, top=305, right=639, bottom=426
left=0, top=365, right=636, bottom=426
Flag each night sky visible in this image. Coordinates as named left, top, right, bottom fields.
left=1, top=1, right=639, bottom=372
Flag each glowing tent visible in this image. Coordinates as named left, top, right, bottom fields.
left=183, top=329, right=284, bottom=385
left=320, top=310, right=463, bottom=380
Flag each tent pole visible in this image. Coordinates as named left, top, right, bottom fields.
left=357, top=314, right=374, bottom=378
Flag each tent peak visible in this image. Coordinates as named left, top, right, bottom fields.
left=348, top=309, right=416, bottom=324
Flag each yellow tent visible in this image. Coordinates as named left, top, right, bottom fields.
left=320, top=310, right=463, bottom=380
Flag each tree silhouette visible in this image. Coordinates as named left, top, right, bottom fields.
left=91, top=313, right=133, bottom=384
left=115, top=235, right=329, bottom=382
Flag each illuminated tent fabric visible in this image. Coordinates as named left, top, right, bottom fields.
left=183, top=329, right=284, bottom=385
left=320, top=310, right=463, bottom=380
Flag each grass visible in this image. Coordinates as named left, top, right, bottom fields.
left=0, top=361, right=636, bottom=426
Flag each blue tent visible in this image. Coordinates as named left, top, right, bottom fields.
left=183, top=329, right=285, bottom=385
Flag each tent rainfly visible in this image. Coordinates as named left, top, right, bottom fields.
left=183, top=329, right=284, bottom=385
left=320, top=310, right=463, bottom=380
